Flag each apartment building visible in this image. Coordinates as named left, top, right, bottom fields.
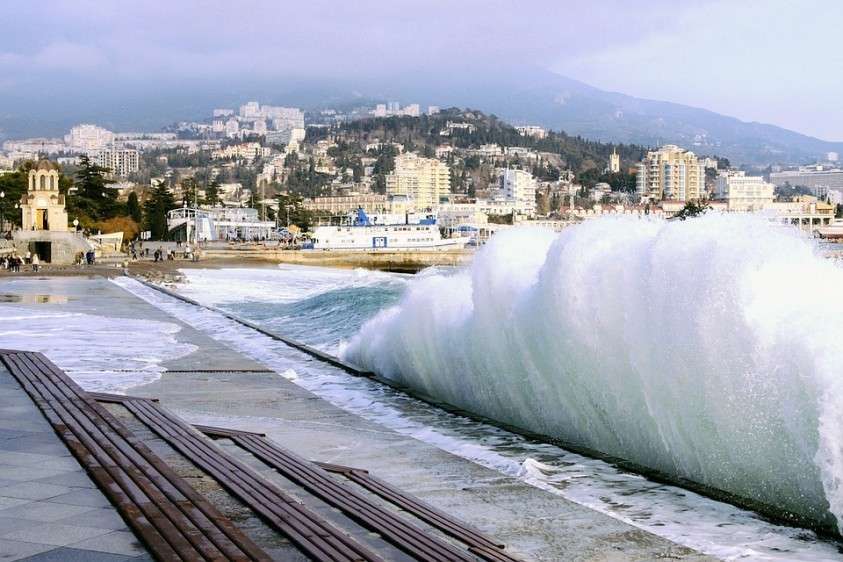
left=385, top=153, right=451, bottom=210
left=94, top=149, right=139, bottom=177
left=498, top=168, right=537, bottom=215
left=636, top=144, right=704, bottom=201
left=65, top=124, right=114, bottom=152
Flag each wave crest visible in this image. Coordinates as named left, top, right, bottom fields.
left=343, top=214, right=843, bottom=529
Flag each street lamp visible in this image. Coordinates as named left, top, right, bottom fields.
left=0, top=191, right=5, bottom=233
left=73, top=218, right=79, bottom=234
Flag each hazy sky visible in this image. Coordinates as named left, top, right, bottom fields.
left=1, top=0, right=841, bottom=140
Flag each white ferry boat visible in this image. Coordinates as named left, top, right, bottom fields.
left=309, top=209, right=468, bottom=251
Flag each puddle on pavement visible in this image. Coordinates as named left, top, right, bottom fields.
left=0, top=294, right=69, bottom=304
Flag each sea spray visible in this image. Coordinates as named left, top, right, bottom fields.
left=343, top=213, right=843, bottom=530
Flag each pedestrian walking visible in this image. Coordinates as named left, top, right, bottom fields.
left=31, top=254, right=40, bottom=273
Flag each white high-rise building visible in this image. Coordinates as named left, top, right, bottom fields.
left=94, top=149, right=139, bottom=178
left=635, top=144, right=704, bottom=201
left=427, top=106, right=440, bottom=115
left=498, top=168, right=537, bottom=215
left=225, top=118, right=240, bottom=138
left=385, top=153, right=451, bottom=210
left=403, top=104, right=420, bottom=117
left=714, top=171, right=775, bottom=211
left=65, top=124, right=114, bottom=152
left=264, top=106, right=304, bottom=129
left=239, top=101, right=261, bottom=119
left=515, top=126, right=547, bottom=139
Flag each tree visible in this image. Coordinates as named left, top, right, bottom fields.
left=180, top=178, right=202, bottom=207
left=93, top=216, right=140, bottom=243
left=126, top=192, right=142, bottom=224
left=205, top=179, right=221, bottom=206
left=73, top=155, right=117, bottom=222
left=143, top=181, right=176, bottom=240
left=276, top=192, right=314, bottom=231
left=0, top=166, right=28, bottom=229
left=672, top=201, right=710, bottom=221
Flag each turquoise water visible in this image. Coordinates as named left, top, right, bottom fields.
left=227, top=283, right=404, bottom=349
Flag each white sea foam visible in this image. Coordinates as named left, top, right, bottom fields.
left=175, top=264, right=406, bottom=306
left=344, top=214, right=843, bottom=530
left=0, top=307, right=195, bottom=392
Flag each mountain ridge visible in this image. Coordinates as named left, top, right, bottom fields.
left=464, top=70, right=843, bottom=167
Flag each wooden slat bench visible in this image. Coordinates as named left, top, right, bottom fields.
left=198, top=426, right=487, bottom=562
left=313, top=464, right=521, bottom=562
left=0, top=350, right=271, bottom=562
left=96, top=393, right=385, bottom=562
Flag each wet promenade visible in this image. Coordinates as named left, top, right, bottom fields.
left=0, top=275, right=713, bottom=561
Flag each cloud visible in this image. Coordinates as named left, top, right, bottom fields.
left=553, top=0, right=843, bottom=140
left=0, top=0, right=839, bottom=139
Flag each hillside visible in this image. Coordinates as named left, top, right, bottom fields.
left=451, top=69, right=843, bottom=167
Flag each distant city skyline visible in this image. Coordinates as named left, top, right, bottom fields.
left=1, top=0, right=841, bottom=140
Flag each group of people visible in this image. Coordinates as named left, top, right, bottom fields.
left=130, top=240, right=199, bottom=263
left=75, top=251, right=96, bottom=266
left=1, top=251, right=40, bottom=273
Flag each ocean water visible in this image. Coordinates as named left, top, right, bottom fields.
left=110, top=214, right=843, bottom=561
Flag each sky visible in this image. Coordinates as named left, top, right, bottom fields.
left=1, top=0, right=841, bottom=140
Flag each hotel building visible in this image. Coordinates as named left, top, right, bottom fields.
left=385, top=153, right=451, bottom=210
left=636, top=145, right=704, bottom=201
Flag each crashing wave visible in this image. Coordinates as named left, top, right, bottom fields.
left=343, top=214, right=843, bottom=530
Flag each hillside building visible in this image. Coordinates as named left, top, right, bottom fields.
left=498, top=168, right=537, bottom=215
left=636, top=145, right=704, bottom=201
left=94, top=149, right=139, bottom=178
left=714, top=171, right=774, bottom=211
left=385, top=153, right=451, bottom=211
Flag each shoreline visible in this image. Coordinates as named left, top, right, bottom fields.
left=0, top=247, right=468, bottom=280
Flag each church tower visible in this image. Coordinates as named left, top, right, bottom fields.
left=21, top=160, right=68, bottom=232
left=609, top=148, right=621, bottom=174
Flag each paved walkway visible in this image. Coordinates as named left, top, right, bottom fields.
left=0, top=364, right=150, bottom=561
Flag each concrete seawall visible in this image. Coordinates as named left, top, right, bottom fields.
left=200, top=247, right=473, bottom=271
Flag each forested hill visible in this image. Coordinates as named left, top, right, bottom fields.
left=307, top=108, right=652, bottom=175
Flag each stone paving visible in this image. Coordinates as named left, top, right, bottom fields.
left=0, top=364, right=151, bottom=561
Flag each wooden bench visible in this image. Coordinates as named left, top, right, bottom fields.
left=197, top=425, right=488, bottom=562
left=0, top=350, right=271, bottom=562
left=95, top=393, right=385, bottom=562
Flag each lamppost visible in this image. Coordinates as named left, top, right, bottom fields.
left=0, top=191, right=5, bottom=233
left=73, top=218, right=79, bottom=236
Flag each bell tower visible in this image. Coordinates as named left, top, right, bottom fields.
left=21, top=160, right=68, bottom=232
